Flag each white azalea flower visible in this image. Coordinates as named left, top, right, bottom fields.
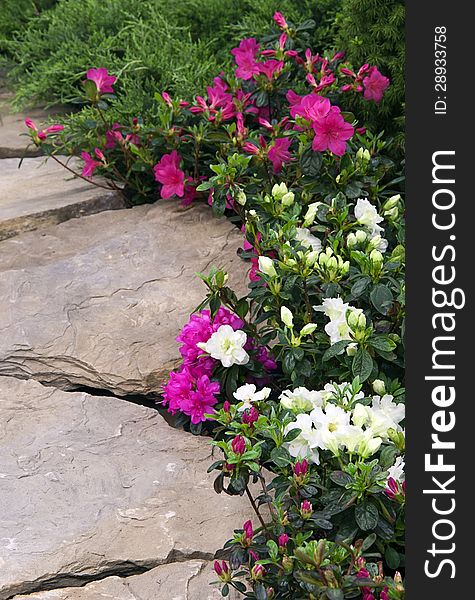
left=197, top=325, right=249, bottom=368
left=234, top=383, right=271, bottom=411
left=314, top=297, right=349, bottom=321
left=295, top=228, right=322, bottom=252
left=387, top=456, right=405, bottom=482
left=369, top=233, right=389, bottom=253
left=310, top=404, right=351, bottom=453
left=338, top=424, right=366, bottom=453
left=280, top=387, right=324, bottom=412
left=284, top=413, right=320, bottom=464
left=354, top=198, right=384, bottom=236
left=356, top=428, right=383, bottom=458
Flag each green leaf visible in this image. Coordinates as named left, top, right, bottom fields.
left=361, top=532, right=377, bottom=551
left=301, top=147, right=322, bottom=177
left=282, top=352, right=296, bottom=374
left=385, top=546, right=401, bottom=569
left=254, top=582, right=267, bottom=600
left=370, top=284, right=393, bottom=315
left=267, top=539, right=279, bottom=560
left=379, top=445, right=400, bottom=469
left=326, top=590, right=344, bottom=600
left=329, top=470, right=353, bottom=487
left=323, top=340, right=350, bottom=361
left=270, top=446, right=292, bottom=468
left=352, top=349, right=373, bottom=382
left=369, top=335, right=397, bottom=352
left=351, top=276, right=371, bottom=298
left=355, top=501, right=379, bottom=531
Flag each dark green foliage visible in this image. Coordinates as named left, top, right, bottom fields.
left=3, top=0, right=341, bottom=117
left=335, top=0, right=405, bottom=149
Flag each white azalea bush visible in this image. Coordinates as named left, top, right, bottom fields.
left=161, top=182, right=405, bottom=598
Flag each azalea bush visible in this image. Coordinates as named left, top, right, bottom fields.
left=5, top=0, right=340, bottom=115
left=24, top=10, right=405, bottom=599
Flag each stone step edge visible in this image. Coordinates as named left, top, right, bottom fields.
left=0, top=189, right=126, bottom=241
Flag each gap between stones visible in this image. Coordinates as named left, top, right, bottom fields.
left=4, top=550, right=217, bottom=600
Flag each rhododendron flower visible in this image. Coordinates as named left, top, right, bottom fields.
left=233, top=383, right=271, bottom=411
left=289, top=94, right=331, bottom=122
left=258, top=59, right=284, bottom=80
left=354, top=198, right=384, bottom=235
left=81, top=148, right=105, bottom=177
left=153, top=150, right=185, bottom=199
left=312, top=107, right=354, bottom=156
left=197, top=325, right=249, bottom=367
left=162, top=368, right=219, bottom=423
left=86, top=68, right=116, bottom=94
left=363, top=66, right=390, bottom=102
left=231, top=38, right=261, bottom=80
left=267, top=137, right=292, bottom=173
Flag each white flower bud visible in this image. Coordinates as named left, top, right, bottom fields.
left=370, top=249, right=384, bottom=266
left=272, top=182, right=288, bottom=199
left=281, top=306, right=294, bottom=328
left=258, top=256, right=277, bottom=278
left=372, top=379, right=386, bottom=395
left=347, top=232, right=357, bottom=248
left=281, top=191, right=295, bottom=207
left=236, top=190, right=247, bottom=206
left=383, top=194, right=401, bottom=211
left=346, top=342, right=358, bottom=356
left=303, top=202, right=321, bottom=227
left=300, top=323, right=317, bottom=336
left=355, top=230, right=368, bottom=244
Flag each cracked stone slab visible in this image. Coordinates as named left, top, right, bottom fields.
left=11, top=560, right=239, bottom=600
left=0, top=157, right=125, bottom=241
left=0, top=377, right=248, bottom=599
left=0, top=201, right=248, bottom=395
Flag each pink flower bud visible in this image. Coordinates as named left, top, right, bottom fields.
left=273, top=11, right=288, bottom=29
left=279, top=33, right=287, bottom=50
left=300, top=499, right=313, bottom=518
left=43, top=124, right=64, bottom=135
left=94, top=148, right=105, bottom=162
left=243, top=519, right=254, bottom=543
left=214, top=560, right=231, bottom=582
left=231, top=435, right=246, bottom=455
left=223, top=401, right=231, bottom=413
left=357, top=127, right=367, bottom=135
left=162, top=91, right=172, bottom=106
left=24, top=118, right=37, bottom=131
left=293, top=459, right=308, bottom=477
left=243, top=142, right=260, bottom=155
left=242, top=406, right=259, bottom=425
left=251, top=563, right=265, bottom=580
left=278, top=533, right=289, bottom=547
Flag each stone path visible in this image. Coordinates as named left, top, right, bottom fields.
left=0, top=102, right=249, bottom=598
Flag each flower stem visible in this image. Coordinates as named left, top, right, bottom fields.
left=245, top=485, right=268, bottom=532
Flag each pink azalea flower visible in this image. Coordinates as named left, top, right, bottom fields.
left=363, top=66, right=390, bottom=102
left=162, top=368, right=220, bottom=423
left=258, top=59, right=284, bottom=80
left=312, top=106, right=354, bottom=156
left=289, top=93, right=331, bottom=122
left=80, top=148, right=105, bottom=177
left=231, top=38, right=261, bottom=80
left=105, top=123, right=123, bottom=148
left=86, top=68, right=116, bottom=94
left=25, top=119, right=64, bottom=142
left=267, top=137, right=292, bottom=173
left=153, top=150, right=185, bottom=199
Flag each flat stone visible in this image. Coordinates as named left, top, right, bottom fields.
left=0, top=201, right=248, bottom=395
left=11, top=560, right=238, bottom=600
left=0, top=95, right=66, bottom=159
left=0, top=157, right=125, bottom=241
left=0, top=377, right=248, bottom=599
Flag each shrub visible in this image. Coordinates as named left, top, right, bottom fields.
left=5, top=0, right=341, bottom=117
left=0, top=0, right=57, bottom=56
left=25, top=11, right=405, bottom=597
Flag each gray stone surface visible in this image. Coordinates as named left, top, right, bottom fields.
left=0, top=377, right=248, bottom=599
left=0, top=157, right=125, bottom=241
left=0, top=200, right=248, bottom=395
left=11, top=561, right=236, bottom=600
